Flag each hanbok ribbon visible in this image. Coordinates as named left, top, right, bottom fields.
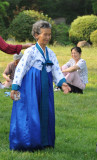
left=36, top=43, right=53, bottom=146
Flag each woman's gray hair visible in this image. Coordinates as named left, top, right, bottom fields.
left=32, top=20, right=52, bottom=38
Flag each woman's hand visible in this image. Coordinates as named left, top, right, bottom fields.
left=3, top=73, right=11, bottom=82
left=10, top=90, right=18, bottom=100
left=61, top=83, right=71, bottom=94
left=22, top=43, right=33, bottom=49
left=6, top=76, right=11, bottom=82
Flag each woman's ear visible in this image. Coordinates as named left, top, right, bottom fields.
left=34, top=33, right=39, bottom=40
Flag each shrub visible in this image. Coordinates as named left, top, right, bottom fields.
left=54, top=23, right=71, bottom=45
left=69, top=15, right=97, bottom=44
left=90, top=30, right=97, bottom=46
left=8, top=10, right=55, bottom=43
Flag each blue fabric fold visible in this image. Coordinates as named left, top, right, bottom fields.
left=36, top=42, right=53, bottom=146
left=10, top=67, right=42, bottom=150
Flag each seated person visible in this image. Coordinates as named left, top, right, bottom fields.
left=61, top=47, right=88, bottom=93
left=2, top=52, right=23, bottom=88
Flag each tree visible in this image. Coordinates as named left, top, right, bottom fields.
left=0, top=0, right=9, bottom=38
left=1, top=0, right=96, bottom=30
left=37, top=0, right=93, bottom=23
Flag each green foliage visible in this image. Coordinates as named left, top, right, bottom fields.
left=4, top=0, right=93, bottom=27
left=6, top=0, right=31, bottom=22
left=8, top=10, right=55, bottom=43
left=0, top=16, right=8, bottom=39
left=53, top=23, right=71, bottom=45
left=0, top=0, right=9, bottom=28
left=1, top=0, right=96, bottom=29
left=37, top=0, right=93, bottom=24
left=0, top=0, right=9, bottom=16
left=69, top=15, right=97, bottom=44
left=91, top=0, right=97, bottom=14
left=0, top=16, right=5, bottom=36
left=90, top=29, right=97, bottom=46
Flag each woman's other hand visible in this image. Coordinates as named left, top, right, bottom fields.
left=61, top=83, right=71, bottom=94
left=10, top=90, right=18, bottom=100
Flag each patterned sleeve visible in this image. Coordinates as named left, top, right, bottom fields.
left=12, top=47, right=35, bottom=86
left=49, top=50, right=66, bottom=86
left=77, top=59, right=86, bottom=70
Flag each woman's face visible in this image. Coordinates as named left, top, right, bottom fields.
left=36, top=28, right=51, bottom=46
left=71, top=49, right=81, bottom=62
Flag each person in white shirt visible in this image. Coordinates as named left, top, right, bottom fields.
left=61, top=47, right=88, bottom=92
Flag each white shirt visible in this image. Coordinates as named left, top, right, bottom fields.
left=65, top=58, right=88, bottom=84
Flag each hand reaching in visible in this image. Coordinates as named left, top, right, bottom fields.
left=22, top=43, right=34, bottom=49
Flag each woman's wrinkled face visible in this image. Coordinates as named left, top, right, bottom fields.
left=71, top=49, right=81, bottom=61
left=35, top=28, right=51, bottom=46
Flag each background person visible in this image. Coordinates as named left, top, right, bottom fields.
left=61, top=47, right=88, bottom=93
left=0, top=36, right=32, bottom=89
left=2, top=52, right=23, bottom=88
left=10, top=20, right=71, bottom=151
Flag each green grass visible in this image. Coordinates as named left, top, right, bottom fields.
left=0, top=44, right=97, bottom=160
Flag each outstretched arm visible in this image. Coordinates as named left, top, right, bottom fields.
left=0, top=36, right=33, bottom=54
left=62, top=65, right=80, bottom=73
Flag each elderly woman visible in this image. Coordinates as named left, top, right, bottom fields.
left=61, top=47, right=88, bottom=93
left=10, top=20, right=70, bottom=151
left=3, top=52, right=23, bottom=88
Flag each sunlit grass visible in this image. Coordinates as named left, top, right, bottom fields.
left=0, top=43, right=97, bottom=160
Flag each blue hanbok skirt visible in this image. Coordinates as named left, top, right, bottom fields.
left=9, top=67, right=55, bottom=151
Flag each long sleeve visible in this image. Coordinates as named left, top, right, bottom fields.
left=12, top=46, right=36, bottom=87
left=48, top=48, right=66, bottom=86
left=0, top=36, right=22, bottom=54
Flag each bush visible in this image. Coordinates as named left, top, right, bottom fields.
left=8, top=10, right=55, bottom=43
left=90, top=30, right=97, bottom=46
left=69, top=15, right=97, bottom=44
left=54, top=23, right=71, bottom=45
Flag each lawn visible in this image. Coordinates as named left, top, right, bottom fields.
left=0, top=44, right=97, bottom=160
